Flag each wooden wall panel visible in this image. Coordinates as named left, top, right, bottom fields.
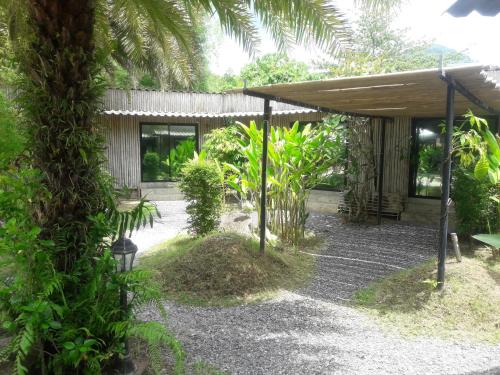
left=99, top=115, right=141, bottom=189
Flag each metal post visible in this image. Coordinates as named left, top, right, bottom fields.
left=437, top=82, right=455, bottom=290
left=377, top=118, right=386, bottom=225
left=259, top=99, right=271, bottom=254
left=119, top=284, right=135, bottom=374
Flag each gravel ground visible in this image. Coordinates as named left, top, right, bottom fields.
left=130, top=201, right=189, bottom=254
left=137, top=211, right=500, bottom=375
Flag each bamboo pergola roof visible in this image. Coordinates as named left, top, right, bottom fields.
left=241, top=65, right=500, bottom=118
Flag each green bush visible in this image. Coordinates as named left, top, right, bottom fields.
left=143, top=151, right=160, bottom=181
left=451, top=112, right=499, bottom=239
left=0, top=94, right=25, bottom=167
left=452, top=167, right=498, bottom=237
left=180, top=158, right=224, bottom=236
left=202, top=125, right=246, bottom=166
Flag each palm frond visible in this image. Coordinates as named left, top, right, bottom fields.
left=195, top=0, right=260, bottom=53
left=3, top=0, right=356, bottom=87
left=248, top=0, right=350, bottom=54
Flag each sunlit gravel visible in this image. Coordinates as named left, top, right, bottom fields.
left=137, top=212, right=500, bottom=374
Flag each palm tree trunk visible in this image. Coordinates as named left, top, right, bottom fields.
left=23, top=0, right=104, bottom=270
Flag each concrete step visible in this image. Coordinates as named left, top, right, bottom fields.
left=307, top=190, right=342, bottom=213
left=141, top=186, right=184, bottom=201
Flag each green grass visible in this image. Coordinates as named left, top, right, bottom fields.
left=137, top=232, right=315, bottom=306
left=353, top=251, right=500, bottom=343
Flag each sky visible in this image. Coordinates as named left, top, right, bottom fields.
left=207, top=0, right=500, bottom=75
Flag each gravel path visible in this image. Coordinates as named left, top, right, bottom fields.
left=138, top=212, right=500, bottom=374
left=130, top=201, right=189, bottom=254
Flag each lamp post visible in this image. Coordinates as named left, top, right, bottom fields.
left=111, top=237, right=138, bottom=375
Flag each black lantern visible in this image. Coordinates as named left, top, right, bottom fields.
left=111, top=237, right=138, bottom=273
left=111, top=237, right=138, bottom=375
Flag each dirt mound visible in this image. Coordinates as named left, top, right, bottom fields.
left=139, top=233, right=313, bottom=305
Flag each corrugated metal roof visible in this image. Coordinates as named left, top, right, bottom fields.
left=103, top=108, right=317, bottom=118
left=103, top=89, right=312, bottom=115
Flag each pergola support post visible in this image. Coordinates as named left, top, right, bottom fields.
left=377, top=118, right=386, bottom=225
left=437, top=82, right=455, bottom=289
left=259, top=99, right=271, bottom=254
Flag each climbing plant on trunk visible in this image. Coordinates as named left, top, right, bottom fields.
left=21, top=0, right=104, bottom=266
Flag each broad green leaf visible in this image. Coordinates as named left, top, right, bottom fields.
left=224, top=163, right=240, bottom=174
left=487, top=169, right=498, bottom=185
left=482, top=129, right=500, bottom=159
left=473, top=156, right=489, bottom=180
left=49, top=321, right=62, bottom=330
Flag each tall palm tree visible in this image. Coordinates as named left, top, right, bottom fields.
left=0, top=0, right=374, bottom=372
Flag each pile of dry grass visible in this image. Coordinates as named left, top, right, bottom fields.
left=139, top=233, right=314, bottom=305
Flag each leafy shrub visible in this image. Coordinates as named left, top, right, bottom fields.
left=202, top=125, right=246, bottom=166
left=180, top=158, right=224, bottom=236
left=0, top=94, right=25, bottom=167
left=418, top=144, right=441, bottom=175
left=229, top=120, right=345, bottom=244
left=143, top=151, right=160, bottom=181
left=452, top=112, right=500, bottom=239
left=452, top=167, right=498, bottom=237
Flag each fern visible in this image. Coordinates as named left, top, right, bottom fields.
left=129, top=321, right=185, bottom=375
left=107, top=198, right=160, bottom=240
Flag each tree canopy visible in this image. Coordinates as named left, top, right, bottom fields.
left=204, top=7, right=471, bottom=92
left=321, top=9, right=471, bottom=77
left=240, top=53, right=321, bottom=87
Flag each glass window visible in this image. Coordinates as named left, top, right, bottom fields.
left=140, top=123, right=197, bottom=182
left=412, top=119, right=444, bottom=198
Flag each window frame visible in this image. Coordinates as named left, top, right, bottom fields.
left=139, top=122, right=199, bottom=183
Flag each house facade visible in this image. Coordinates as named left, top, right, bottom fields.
left=99, top=89, right=325, bottom=200
left=100, top=66, right=500, bottom=225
